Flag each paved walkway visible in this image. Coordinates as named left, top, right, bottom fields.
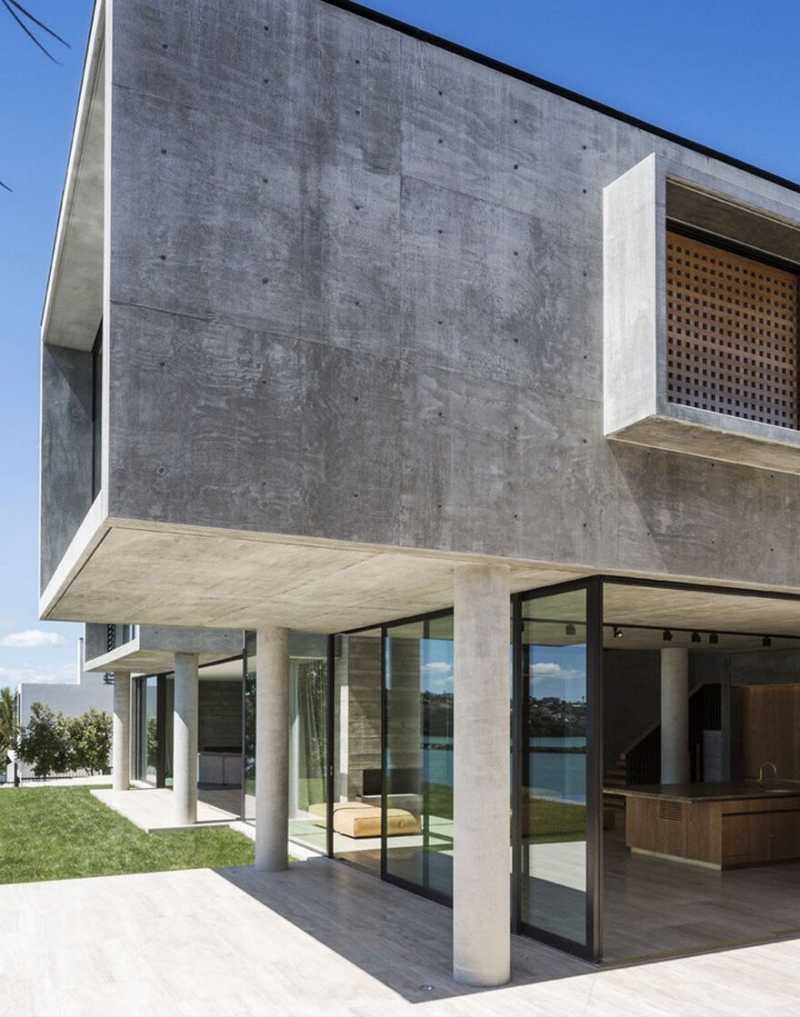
left=1, top=858, right=798, bottom=1016
left=91, top=787, right=238, bottom=832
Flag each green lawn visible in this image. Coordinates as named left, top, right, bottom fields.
left=526, top=797, right=586, bottom=844
left=0, top=786, right=254, bottom=885
left=425, top=783, right=585, bottom=843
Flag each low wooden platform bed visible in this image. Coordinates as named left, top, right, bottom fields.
left=309, top=801, right=421, bottom=838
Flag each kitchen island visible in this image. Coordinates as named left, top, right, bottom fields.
left=608, top=782, right=800, bottom=869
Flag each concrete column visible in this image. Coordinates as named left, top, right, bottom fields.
left=111, top=672, right=130, bottom=791
left=453, top=563, right=511, bottom=987
left=255, top=626, right=290, bottom=871
left=661, top=647, right=690, bottom=784
left=173, top=652, right=199, bottom=825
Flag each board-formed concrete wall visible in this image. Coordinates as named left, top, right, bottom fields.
left=103, top=0, right=800, bottom=591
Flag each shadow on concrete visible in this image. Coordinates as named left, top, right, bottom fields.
left=215, top=856, right=595, bottom=1004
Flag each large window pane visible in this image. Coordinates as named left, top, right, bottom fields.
left=136, top=675, right=158, bottom=784
left=385, top=615, right=454, bottom=901
left=332, top=630, right=382, bottom=874
left=288, top=638, right=328, bottom=855
left=243, top=632, right=330, bottom=847
left=163, top=676, right=174, bottom=786
left=243, top=657, right=255, bottom=823
left=520, top=588, right=588, bottom=946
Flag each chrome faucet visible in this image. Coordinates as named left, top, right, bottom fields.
left=758, top=761, right=778, bottom=785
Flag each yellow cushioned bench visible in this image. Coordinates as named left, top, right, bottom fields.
left=309, top=801, right=421, bottom=838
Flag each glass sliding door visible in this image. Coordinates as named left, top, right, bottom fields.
left=163, top=676, right=174, bottom=787
left=243, top=635, right=256, bottom=824
left=384, top=613, right=454, bottom=902
left=287, top=639, right=328, bottom=855
left=243, top=631, right=330, bottom=838
left=517, top=580, right=602, bottom=958
left=331, top=630, right=382, bottom=874
left=135, top=675, right=158, bottom=784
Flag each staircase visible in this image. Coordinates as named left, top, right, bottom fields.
left=602, top=681, right=721, bottom=819
left=603, top=754, right=628, bottom=824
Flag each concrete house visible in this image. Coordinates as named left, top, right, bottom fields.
left=41, top=0, right=800, bottom=984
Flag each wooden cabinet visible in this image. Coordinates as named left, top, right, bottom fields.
left=624, top=792, right=800, bottom=869
left=722, top=813, right=775, bottom=866
left=723, top=807, right=800, bottom=866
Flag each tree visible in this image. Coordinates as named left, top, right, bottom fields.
left=1, top=0, right=69, bottom=63
left=17, top=702, right=69, bottom=778
left=65, top=714, right=88, bottom=774
left=1, top=1, right=70, bottom=192
left=0, top=687, right=17, bottom=762
left=77, top=709, right=112, bottom=775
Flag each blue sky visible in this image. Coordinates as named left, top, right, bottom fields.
left=0, top=0, right=93, bottom=689
left=1, top=0, right=799, bottom=690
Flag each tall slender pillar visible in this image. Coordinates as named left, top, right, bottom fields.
left=661, top=647, right=690, bottom=784
left=112, top=672, right=131, bottom=791
left=453, top=563, right=511, bottom=987
left=255, top=625, right=290, bottom=871
left=173, top=652, right=199, bottom=825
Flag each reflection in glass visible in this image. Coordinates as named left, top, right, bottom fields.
left=332, top=631, right=382, bottom=874
left=288, top=646, right=328, bottom=854
left=163, top=676, right=174, bottom=787
left=520, top=588, right=588, bottom=946
left=136, top=675, right=158, bottom=784
left=244, top=656, right=256, bottom=823
left=385, top=615, right=454, bottom=901
left=243, top=633, right=329, bottom=849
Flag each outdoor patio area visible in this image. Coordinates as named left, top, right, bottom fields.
left=91, top=787, right=241, bottom=833
left=2, top=854, right=799, bottom=1017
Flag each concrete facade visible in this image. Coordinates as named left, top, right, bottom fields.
left=37, top=0, right=800, bottom=985
left=39, top=0, right=800, bottom=637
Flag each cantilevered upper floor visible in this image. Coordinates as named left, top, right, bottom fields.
left=82, top=623, right=242, bottom=675
left=40, top=0, right=800, bottom=635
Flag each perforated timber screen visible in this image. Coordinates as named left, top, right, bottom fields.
left=666, top=231, right=800, bottom=428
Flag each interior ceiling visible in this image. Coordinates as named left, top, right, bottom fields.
left=525, top=583, right=800, bottom=651
left=603, top=583, right=800, bottom=636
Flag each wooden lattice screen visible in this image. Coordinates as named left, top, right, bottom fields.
left=666, top=231, right=800, bottom=429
